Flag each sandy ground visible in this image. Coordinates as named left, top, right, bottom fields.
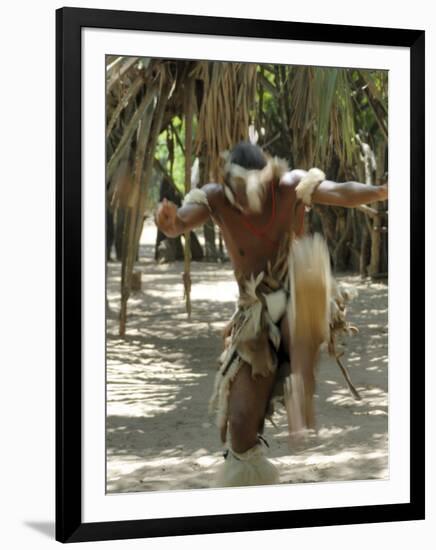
left=106, top=220, right=388, bottom=493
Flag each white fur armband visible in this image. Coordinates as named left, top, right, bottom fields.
left=182, top=188, right=211, bottom=211
left=295, top=168, right=326, bottom=206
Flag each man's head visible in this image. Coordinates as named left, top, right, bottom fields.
left=228, top=142, right=267, bottom=171
left=223, top=142, right=269, bottom=214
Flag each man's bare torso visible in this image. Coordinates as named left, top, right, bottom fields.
left=206, top=173, right=304, bottom=279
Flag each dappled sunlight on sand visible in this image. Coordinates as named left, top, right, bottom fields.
left=106, top=221, right=388, bottom=493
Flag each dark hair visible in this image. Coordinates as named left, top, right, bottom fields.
left=229, top=142, right=267, bottom=170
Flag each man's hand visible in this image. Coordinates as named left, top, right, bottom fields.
left=155, top=198, right=182, bottom=237
left=378, top=183, right=388, bottom=202
left=155, top=184, right=216, bottom=238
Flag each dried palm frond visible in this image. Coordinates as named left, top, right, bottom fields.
left=191, top=61, right=257, bottom=180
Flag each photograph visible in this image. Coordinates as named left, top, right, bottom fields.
left=54, top=6, right=426, bottom=544
left=105, top=56, right=389, bottom=494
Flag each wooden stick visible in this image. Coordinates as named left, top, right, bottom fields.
left=170, top=120, right=186, bottom=156
left=335, top=353, right=362, bottom=401
left=133, top=81, right=172, bottom=248
left=107, top=83, right=158, bottom=186
left=356, top=204, right=380, bottom=219
left=118, top=77, right=171, bottom=336
left=107, top=57, right=139, bottom=94
left=106, top=75, right=145, bottom=139
left=183, top=79, right=194, bottom=319
left=153, top=157, right=180, bottom=195
left=106, top=56, right=123, bottom=74
left=119, top=103, right=153, bottom=336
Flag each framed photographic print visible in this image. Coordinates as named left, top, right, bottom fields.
left=56, top=6, right=425, bottom=543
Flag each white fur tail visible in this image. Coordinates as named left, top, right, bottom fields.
left=288, top=233, right=331, bottom=346
left=286, top=233, right=331, bottom=434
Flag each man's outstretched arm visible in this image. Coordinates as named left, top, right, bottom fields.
left=312, top=179, right=388, bottom=207
left=155, top=183, right=218, bottom=238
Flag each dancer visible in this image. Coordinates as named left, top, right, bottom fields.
left=155, top=142, right=388, bottom=487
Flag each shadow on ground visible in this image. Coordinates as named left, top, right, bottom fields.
left=106, top=222, right=388, bottom=493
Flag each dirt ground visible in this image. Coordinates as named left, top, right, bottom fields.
left=106, top=220, right=388, bottom=493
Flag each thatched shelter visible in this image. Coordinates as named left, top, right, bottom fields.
left=106, top=56, right=388, bottom=335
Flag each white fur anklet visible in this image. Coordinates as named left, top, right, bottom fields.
left=215, top=441, right=279, bottom=488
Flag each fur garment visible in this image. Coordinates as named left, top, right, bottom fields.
left=223, top=156, right=288, bottom=212
left=295, top=168, right=326, bottom=206
left=182, top=188, right=211, bottom=211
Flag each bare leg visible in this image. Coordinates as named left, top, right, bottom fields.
left=215, top=362, right=280, bottom=487
left=227, top=363, right=276, bottom=453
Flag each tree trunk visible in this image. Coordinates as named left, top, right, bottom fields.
left=332, top=209, right=351, bottom=271
left=203, top=220, right=218, bottom=261
left=360, top=224, right=370, bottom=279
left=368, top=215, right=381, bottom=278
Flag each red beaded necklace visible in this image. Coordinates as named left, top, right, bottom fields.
left=239, top=179, right=278, bottom=247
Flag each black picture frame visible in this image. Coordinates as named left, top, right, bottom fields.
left=56, top=6, right=425, bottom=543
